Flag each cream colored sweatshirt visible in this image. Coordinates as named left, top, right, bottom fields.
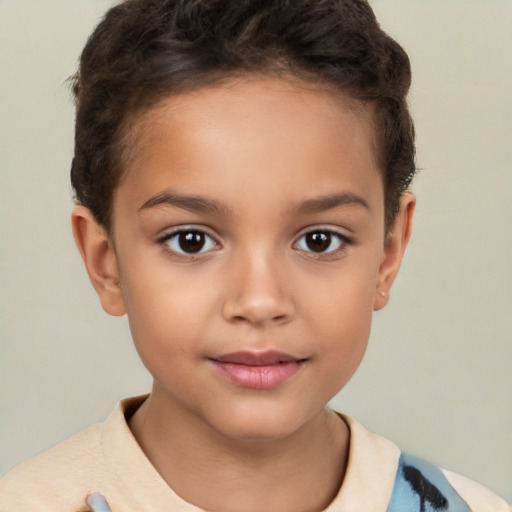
left=0, top=395, right=509, bottom=512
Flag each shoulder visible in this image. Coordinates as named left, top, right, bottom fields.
left=389, top=451, right=511, bottom=512
left=0, top=423, right=104, bottom=510
left=0, top=396, right=149, bottom=511
left=337, top=413, right=510, bottom=512
left=443, top=470, right=511, bottom=512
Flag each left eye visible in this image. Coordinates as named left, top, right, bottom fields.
left=295, top=230, right=347, bottom=254
left=163, top=229, right=218, bottom=255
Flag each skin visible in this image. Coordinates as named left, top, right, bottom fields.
left=72, top=76, right=415, bottom=512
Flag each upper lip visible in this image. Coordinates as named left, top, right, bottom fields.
left=211, top=350, right=303, bottom=366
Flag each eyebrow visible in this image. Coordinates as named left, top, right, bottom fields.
left=294, top=192, right=370, bottom=214
left=139, top=190, right=369, bottom=216
left=138, top=191, right=227, bottom=214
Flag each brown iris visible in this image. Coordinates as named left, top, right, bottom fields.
left=178, top=231, right=206, bottom=253
left=305, top=231, right=332, bottom=252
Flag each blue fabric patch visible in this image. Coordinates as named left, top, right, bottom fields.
left=86, top=493, right=112, bottom=512
left=387, top=453, right=471, bottom=512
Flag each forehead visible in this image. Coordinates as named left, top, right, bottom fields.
left=114, top=76, right=382, bottom=217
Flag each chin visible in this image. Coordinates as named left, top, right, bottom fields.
left=203, top=400, right=318, bottom=442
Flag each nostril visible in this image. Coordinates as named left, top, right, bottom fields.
left=221, top=271, right=295, bottom=326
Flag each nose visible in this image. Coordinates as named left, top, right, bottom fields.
left=221, top=248, right=295, bottom=327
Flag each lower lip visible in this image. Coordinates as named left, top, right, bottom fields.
left=210, top=360, right=303, bottom=390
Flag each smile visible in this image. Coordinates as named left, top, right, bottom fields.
left=209, top=351, right=306, bottom=390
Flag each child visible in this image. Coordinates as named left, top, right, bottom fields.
left=0, top=0, right=509, bottom=510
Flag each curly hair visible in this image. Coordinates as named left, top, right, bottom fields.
left=71, top=0, right=415, bottom=232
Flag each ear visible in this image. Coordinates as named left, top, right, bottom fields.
left=373, top=192, right=415, bottom=311
left=71, top=206, right=126, bottom=316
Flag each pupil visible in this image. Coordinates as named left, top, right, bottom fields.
left=306, top=232, right=331, bottom=252
left=179, top=231, right=205, bottom=253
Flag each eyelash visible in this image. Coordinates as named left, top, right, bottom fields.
left=157, top=226, right=352, bottom=258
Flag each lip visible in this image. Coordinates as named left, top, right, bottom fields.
left=209, top=350, right=306, bottom=390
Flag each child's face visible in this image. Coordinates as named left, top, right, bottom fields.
left=75, top=76, right=413, bottom=440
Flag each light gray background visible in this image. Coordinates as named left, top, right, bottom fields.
left=1, top=0, right=511, bottom=503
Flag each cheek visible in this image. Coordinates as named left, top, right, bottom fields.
left=120, top=263, right=219, bottom=357
left=301, top=252, right=379, bottom=325
left=301, top=260, right=378, bottom=374
left=316, top=296, right=372, bottom=364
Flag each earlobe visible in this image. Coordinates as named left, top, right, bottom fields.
left=373, top=192, right=415, bottom=311
left=71, top=206, right=126, bottom=316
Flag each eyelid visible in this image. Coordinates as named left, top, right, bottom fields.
left=295, top=225, right=352, bottom=241
left=158, top=224, right=218, bottom=239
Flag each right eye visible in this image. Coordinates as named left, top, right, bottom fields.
left=161, top=228, right=218, bottom=255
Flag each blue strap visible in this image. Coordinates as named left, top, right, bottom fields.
left=387, top=453, right=471, bottom=512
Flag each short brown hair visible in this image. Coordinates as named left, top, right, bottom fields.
left=71, top=0, right=416, bottom=232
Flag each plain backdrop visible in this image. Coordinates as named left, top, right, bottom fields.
left=0, top=0, right=511, bottom=503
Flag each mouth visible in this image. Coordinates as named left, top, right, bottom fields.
left=209, top=350, right=307, bottom=390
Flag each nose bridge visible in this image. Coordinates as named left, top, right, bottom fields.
left=222, top=242, right=294, bottom=326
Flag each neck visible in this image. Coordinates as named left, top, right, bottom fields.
left=129, top=386, right=350, bottom=512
